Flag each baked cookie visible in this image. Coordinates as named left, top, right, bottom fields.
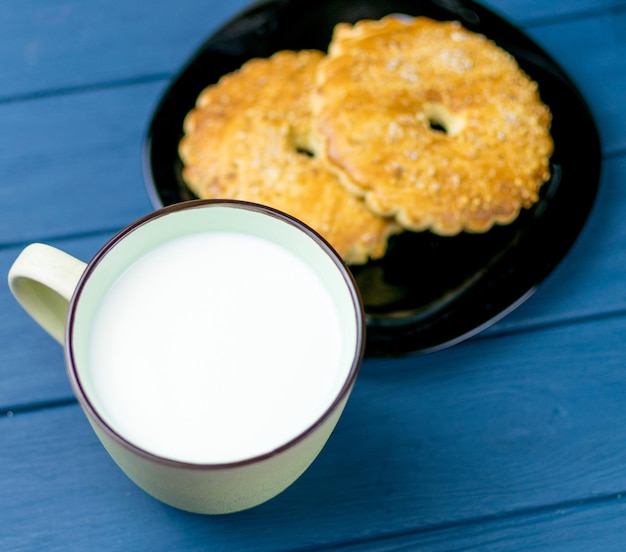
left=179, top=49, right=399, bottom=264
left=312, top=16, right=554, bottom=234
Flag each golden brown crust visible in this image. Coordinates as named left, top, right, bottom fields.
left=312, top=16, right=554, bottom=234
left=179, top=50, right=400, bottom=264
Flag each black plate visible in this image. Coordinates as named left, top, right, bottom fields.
left=142, top=0, right=601, bottom=357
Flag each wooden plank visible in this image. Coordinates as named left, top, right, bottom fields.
left=3, top=314, right=626, bottom=549
left=0, top=0, right=622, bottom=103
left=1, top=156, right=625, bottom=410
left=0, top=83, right=159, bottom=245
left=324, top=497, right=626, bottom=550
left=524, top=8, right=626, bottom=155
left=2, top=9, right=624, bottom=245
left=0, top=235, right=111, bottom=410
left=0, top=0, right=252, bottom=100
left=485, top=155, right=626, bottom=335
left=482, top=0, right=626, bottom=24
left=1, top=0, right=625, bottom=427
left=1, top=1, right=625, bottom=550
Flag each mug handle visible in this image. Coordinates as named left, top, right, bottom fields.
left=7, top=243, right=87, bottom=345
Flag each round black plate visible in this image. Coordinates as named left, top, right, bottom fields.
left=142, top=0, right=602, bottom=357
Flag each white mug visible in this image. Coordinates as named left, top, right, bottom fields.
left=8, top=200, right=365, bottom=514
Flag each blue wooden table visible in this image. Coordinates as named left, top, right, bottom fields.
left=2, top=0, right=626, bottom=549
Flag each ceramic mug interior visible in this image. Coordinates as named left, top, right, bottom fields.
left=66, top=200, right=365, bottom=469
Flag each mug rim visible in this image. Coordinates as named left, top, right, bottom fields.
left=65, top=199, right=366, bottom=470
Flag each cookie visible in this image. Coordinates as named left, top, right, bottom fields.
left=312, top=16, right=554, bottom=234
left=179, top=50, right=399, bottom=264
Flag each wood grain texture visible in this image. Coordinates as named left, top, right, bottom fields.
left=524, top=7, right=626, bottom=155
left=0, top=84, right=159, bottom=246
left=2, top=315, right=626, bottom=550
left=0, top=0, right=252, bottom=100
left=482, top=0, right=626, bottom=24
left=0, top=235, right=110, bottom=411
left=3, top=157, right=624, bottom=409
left=2, top=0, right=626, bottom=550
left=485, top=155, right=626, bottom=334
left=321, top=497, right=626, bottom=550
left=1, top=6, right=624, bottom=245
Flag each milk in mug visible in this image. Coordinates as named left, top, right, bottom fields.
left=87, top=231, right=353, bottom=464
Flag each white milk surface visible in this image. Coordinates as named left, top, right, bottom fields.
left=88, top=232, right=348, bottom=464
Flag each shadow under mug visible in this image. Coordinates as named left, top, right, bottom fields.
left=7, top=200, right=365, bottom=514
